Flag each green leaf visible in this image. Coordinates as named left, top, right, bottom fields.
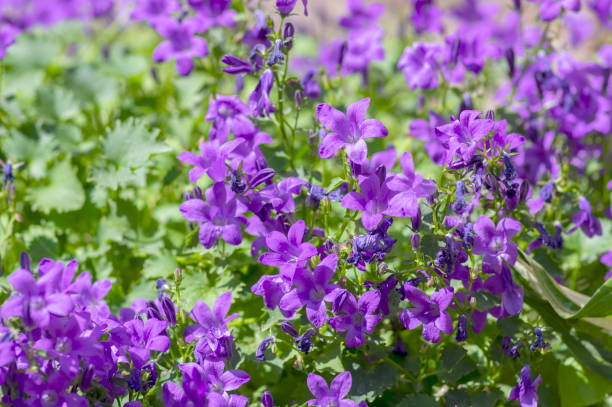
left=397, top=394, right=439, bottom=407
left=28, top=160, right=85, bottom=214
left=472, top=290, right=499, bottom=312
left=4, top=131, right=57, bottom=180
left=558, top=357, right=612, bottom=407
left=102, top=119, right=169, bottom=168
left=142, top=252, right=178, bottom=280
left=35, top=86, right=79, bottom=121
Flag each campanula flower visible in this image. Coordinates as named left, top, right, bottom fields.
left=152, top=18, right=208, bottom=76
left=386, top=151, right=437, bottom=217
left=206, top=95, right=255, bottom=141
left=473, top=215, right=522, bottom=272
left=0, top=24, right=19, bottom=60
left=123, top=318, right=170, bottom=369
left=306, top=371, right=359, bottom=407
left=508, top=365, right=542, bottom=407
left=279, top=254, right=339, bottom=327
left=130, top=0, right=180, bottom=26
left=568, top=196, right=602, bottom=237
left=221, top=55, right=255, bottom=75
left=249, top=69, right=275, bottom=116
left=399, top=286, right=454, bottom=343
left=434, top=110, right=494, bottom=166
left=317, top=97, right=388, bottom=164
left=256, top=337, right=275, bottom=361
left=258, top=219, right=317, bottom=279
left=251, top=274, right=292, bottom=315
left=341, top=172, right=396, bottom=230
left=397, top=42, right=443, bottom=90
left=262, top=391, right=274, bottom=407
left=410, top=0, right=443, bottom=34
left=502, top=336, right=524, bottom=360
left=339, top=0, right=384, bottom=29
left=347, top=217, right=396, bottom=270
left=180, top=182, right=247, bottom=249
left=341, top=26, right=385, bottom=78
left=484, top=263, right=524, bottom=316
left=276, top=0, right=309, bottom=16
left=328, top=290, right=382, bottom=347
left=189, top=0, right=237, bottom=30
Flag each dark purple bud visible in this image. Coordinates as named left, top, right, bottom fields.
left=217, top=335, right=233, bottom=360
left=485, top=110, right=495, bottom=120
left=160, top=295, right=176, bottom=326
left=333, top=289, right=350, bottom=314
left=514, top=0, right=521, bottom=10
left=80, top=364, right=95, bottom=390
left=250, top=168, right=276, bottom=188
left=459, top=93, right=472, bottom=113
left=452, top=181, right=467, bottom=214
left=279, top=321, right=299, bottom=338
left=294, top=89, right=303, bottom=108
left=146, top=300, right=163, bottom=321
left=450, top=37, right=462, bottom=66
left=503, top=153, right=517, bottom=181
left=156, top=278, right=169, bottom=292
left=256, top=337, right=275, bottom=361
left=519, top=180, right=529, bottom=204
left=231, top=171, right=248, bottom=194
left=502, top=336, right=524, bottom=360
left=183, top=191, right=194, bottom=202
left=410, top=233, right=420, bottom=251
left=456, top=314, right=468, bottom=342
left=128, top=368, right=142, bottom=392
left=283, top=22, right=294, bottom=50
left=193, top=186, right=203, bottom=200
left=338, top=41, right=348, bottom=67
left=262, top=391, right=274, bottom=407
left=375, top=164, right=386, bottom=185
left=530, top=328, right=548, bottom=351
left=19, top=252, right=30, bottom=271
left=553, top=222, right=563, bottom=249
left=411, top=207, right=421, bottom=231
left=505, top=48, right=515, bottom=78
left=267, top=40, right=285, bottom=67
left=392, top=336, right=407, bottom=356
left=541, top=182, right=554, bottom=203
left=295, top=328, right=316, bottom=354
left=222, top=55, right=255, bottom=75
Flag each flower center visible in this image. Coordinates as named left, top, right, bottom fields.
left=310, top=287, right=326, bottom=303
left=41, top=390, right=58, bottom=407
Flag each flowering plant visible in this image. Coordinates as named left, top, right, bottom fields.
left=0, top=0, right=612, bottom=406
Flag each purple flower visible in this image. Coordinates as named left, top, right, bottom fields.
left=601, top=251, right=612, bottom=281
left=301, top=69, right=321, bottom=99
left=508, top=365, right=542, bottom=407
left=537, top=0, right=580, bottom=21
left=472, top=215, right=522, bottom=273
left=152, top=18, right=208, bottom=76
left=206, top=95, right=255, bottom=141
left=279, top=254, right=339, bottom=327
left=221, top=55, right=255, bottom=75
left=123, top=318, right=170, bottom=368
left=130, top=0, right=180, bottom=25
left=484, top=263, right=524, bottom=316
left=328, top=290, right=382, bottom=347
left=178, top=138, right=243, bottom=183
left=180, top=182, right=246, bottom=249
left=399, top=286, right=454, bottom=343
left=306, top=371, right=358, bottom=407
left=434, top=110, right=494, bottom=166
left=410, top=0, right=443, bottom=34
left=339, top=0, right=385, bottom=29
left=568, top=196, right=602, bottom=237
left=258, top=219, right=317, bottom=279
left=256, top=337, right=275, bottom=361
left=185, top=291, right=238, bottom=362
left=317, top=97, right=388, bottom=164
left=251, top=274, right=292, bottom=314
left=341, top=172, right=396, bottom=230
left=276, top=0, right=309, bottom=16
left=397, top=42, right=443, bottom=90
left=0, top=24, right=19, bottom=59
left=386, top=151, right=437, bottom=217
left=347, top=217, right=396, bottom=270
left=341, top=26, right=385, bottom=78
left=249, top=69, right=275, bottom=117
left=262, top=391, right=274, bottom=407
left=189, top=0, right=237, bottom=30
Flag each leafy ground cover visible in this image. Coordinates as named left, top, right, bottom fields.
left=0, top=0, right=611, bottom=406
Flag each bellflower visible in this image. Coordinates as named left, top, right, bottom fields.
left=152, top=18, right=208, bottom=76
left=258, top=219, right=317, bottom=279
left=410, top=0, right=444, bottom=34
left=485, top=262, right=524, bottom=316
left=601, top=251, right=612, bottom=281
left=317, top=97, right=388, bottom=164
left=472, top=215, right=522, bottom=272
left=276, top=0, right=309, bottom=16
left=508, top=365, right=542, bottom=407
left=399, top=286, right=454, bottom=343
left=386, top=151, right=437, bottom=217
left=189, top=0, right=236, bottom=30
left=178, top=138, right=243, bottom=183
left=123, top=318, right=170, bottom=369
left=249, top=69, right=275, bottom=116
left=434, top=110, right=494, bottom=166
left=180, top=182, right=247, bottom=249
left=251, top=274, right=292, bottom=314
left=0, top=24, right=19, bottom=59
left=341, top=172, right=397, bottom=230
left=206, top=95, right=255, bottom=141
left=130, top=0, right=180, bottom=26
left=221, top=55, right=255, bottom=75
left=341, top=26, right=385, bottom=78
left=568, top=196, right=602, bottom=237
left=307, top=371, right=359, bottom=407
left=347, top=217, right=396, bottom=270
left=279, top=254, right=339, bottom=327
left=397, top=42, right=443, bottom=90
left=339, top=0, right=384, bottom=29
left=328, top=290, right=382, bottom=347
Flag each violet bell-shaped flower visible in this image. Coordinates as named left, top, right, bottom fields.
left=221, top=55, right=255, bottom=75
left=472, top=215, right=522, bottom=273
left=258, top=219, right=318, bottom=279
left=484, top=263, right=524, bottom=316
left=249, top=69, right=275, bottom=116
left=276, top=0, right=309, bottom=16
left=279, top=254, right=340, bottom=327
left=397, top=42, right=443, bottom=90
left=130, top=0, right=180, bottom=26
left=386, top=151, right=437, bottom=217
left=328, top=290, right=382, bottom=347
left=568, top=196, right=602, bottom=237
left=307, top=371, right=359, bottom=407
left=434, top=110, right=494, bottom=166
left=341, top=170, right=397, bottom=230
left=152, top=17, right=208, bottom=76
left=317, top=97, right=388, bottom=164
left=399, top=286, right=454, bottom=343
left=508, top=365, right=542, bottom=407
left=179, top=182, right=247, bottom=249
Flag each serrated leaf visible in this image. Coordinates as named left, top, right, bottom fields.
left=102, top=119, right=169, bottom=168
left=35, top=86, right=79, bottom=121
left=142, top=252, right=178, bottom=280
left=28, top=160, right=85, bottom=214
left=4, top=131, right=57, bottom=180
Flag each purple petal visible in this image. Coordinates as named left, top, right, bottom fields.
left=221, top=224, right=242, bottom=245
left=361, top=212, right=384, bottom=230
left=180, top=199, right=207, bottom=222
left=360, top=119, right=388, bottom=139
left=435, top=311, right=453, bottom=335
left=316, top=103, right=351, bottom=137
left=341, top=192, right=366, bottom=211
left=345, top=139, right=368, bottom=164
left=319, top=133, right=347, bottom=159
left=288, top=220, right=306, bottom=247
left=306, top=302, right=327, bottom=328
left=357, top=290, right=380, bottom=315
left=199, top=222, right=221, bottom=249
left=422, top=322, right=441, bottom=343
left=221, top=370, right=250, bottom=391
left=330, top=371, right=352, bottom=399
left=347, top=97, right=370, bottom=126
left=307, top=373, right=330, bottom=398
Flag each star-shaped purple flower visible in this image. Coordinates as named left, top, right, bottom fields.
left=328, top=290, right=382, bottom=347
left=399, top=286, right=454, bottom=343
left=306, top=371, right=358, bottom=407
left=508, top=365, right=542, bottom=407
left=152, top=17, right=208, bottom=76
left=472, top=215, right=522, bottom=273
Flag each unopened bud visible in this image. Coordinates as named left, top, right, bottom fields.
left=174, top=268, right=183, bottom=285
left=485, top=110, right=495, bottom=120
left=294, top=89, right=303, bottom=108
left=377, top=262, right=388, bottom=274
left=469, top=296, right=477, bottom=309
left=262, top=391, right=274, bottom=407
left=20, top=252, right=31, bottom=271
left=410, top=233, right=421, bottom=251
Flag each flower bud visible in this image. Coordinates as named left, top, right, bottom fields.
left=221, top=54, right=255, bottom=75
left=338, top=41, right=348, bottom=67
left=450, top=37, right=462, bottom=66
left=250, top=168, right=276, bottom=188
left=262, top=391, right=274, bottom=407
left=514, top=0, right=521, bottom=10
left=410, top=233, right=421, bottom=251
left=20, top=252, right=30, bottom=271
left=160, top=295, right=177, bottom=326
left=256, top=337, right=275, bottom=361
left=505, top=47, right=515, bottom=78
left=333, top=289, right=350, bottom=314
left=456, top=314, right=468, bottom=342
left=192, top=186, right=203, bottom=200
left=279, top=321, right=299, bottom=338
left=174, top=268, right=183, bottom=285
left=411, top=207, right=422, bottom=231
left=485, top=109, right=495, bottom=120
left=283, top=22, right=294, bottom=50
left=519, top=180, right=529, bottom=204
left=267, top=40, right=285, bottom=66
left=146, top=300, right=163, bottom=321
left=294, top=89, right=303, bottom=108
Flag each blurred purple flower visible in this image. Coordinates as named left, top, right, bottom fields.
left=509, top=365, right=542, bottom=407
left=568, top=196, right=602, bottom=237
left=152, top=18, right=208, bottom=76
left=398, top=42, right=443, bottom=90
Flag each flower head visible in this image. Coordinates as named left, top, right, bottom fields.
left=508, top=365, right=542, bottom=407
left=399, top=286, right=454, bottom=343
left=152, top=18, right=208, bottom=76
left=307, top=371, right=358, bottom=407
left=328, top=290, right=381, bottom=347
